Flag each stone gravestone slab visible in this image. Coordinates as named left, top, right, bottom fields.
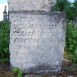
left=9, top=0, right=66, bottom=73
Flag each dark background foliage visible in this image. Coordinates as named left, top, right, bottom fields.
left=0, top=21, right=10, bottom=62
left=54, top=0, right=77, bottom=20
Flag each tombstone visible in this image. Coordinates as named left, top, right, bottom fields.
left=3, top=6, right=7, bottom=21
left=75, top=17, right=77, bottom=25
left=9, top=0, right=66, bottom=74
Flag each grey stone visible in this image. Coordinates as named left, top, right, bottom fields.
left=51, top=75, right=57, bottom=77
left=75, top=17, right=77, bottom=25
left=24, top=75, right=42, bottom=77
left=9, top=0, right=66, bottom=74
left=24, top=75, right=63, bottom=77
left=9, top=12, right=66, bottom=73
left=9, top=0, right=56, bottom=12
left=68, top=76, right=74, bottom=77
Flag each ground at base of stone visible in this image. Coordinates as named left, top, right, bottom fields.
left=0, top=60, right=77, bottom=77
left=0, top=62, right=15, bottom=77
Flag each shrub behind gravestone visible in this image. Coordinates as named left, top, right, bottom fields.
left=0, top=21, right=10, bottom=62
left=66, top=23, right=77, bottom=64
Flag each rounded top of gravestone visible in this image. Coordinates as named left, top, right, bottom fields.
left=9, top=0, right=57, bottom=12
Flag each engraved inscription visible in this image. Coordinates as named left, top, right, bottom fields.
left=10, top=13, right=65, bottom=73
left=10, top=14, right=64, bottom=52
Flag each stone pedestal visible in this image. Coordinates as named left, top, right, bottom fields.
left=9, top=0, right=66, bottom=74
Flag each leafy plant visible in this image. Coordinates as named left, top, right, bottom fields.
left=54, top=0, right=77, bottom=20
left=12, top=67, right=23, bottom=77
left=17, top=69, right=23, bottom=77
left=0, top=20, right=10, bottom=62
left=66, top=23, right=77, bottom=64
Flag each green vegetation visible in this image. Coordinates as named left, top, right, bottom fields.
left=54, top=0, right=77, bottom=20
left=0, top=21, right=10, bottom=62
left=12, top=67, right=23, bottom=77
left=66, top=23, right=77, bottom=64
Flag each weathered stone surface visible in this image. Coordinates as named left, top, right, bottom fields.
left=9, top=12, right=66, bottom=73
left=9, top=0, right=56, bottom=12
left=9, top=0, right=66, bottom=74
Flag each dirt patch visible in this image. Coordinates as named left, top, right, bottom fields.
left=0, top=62, right=15, bottom=77
left=0, top=60, right=77, bottom=77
